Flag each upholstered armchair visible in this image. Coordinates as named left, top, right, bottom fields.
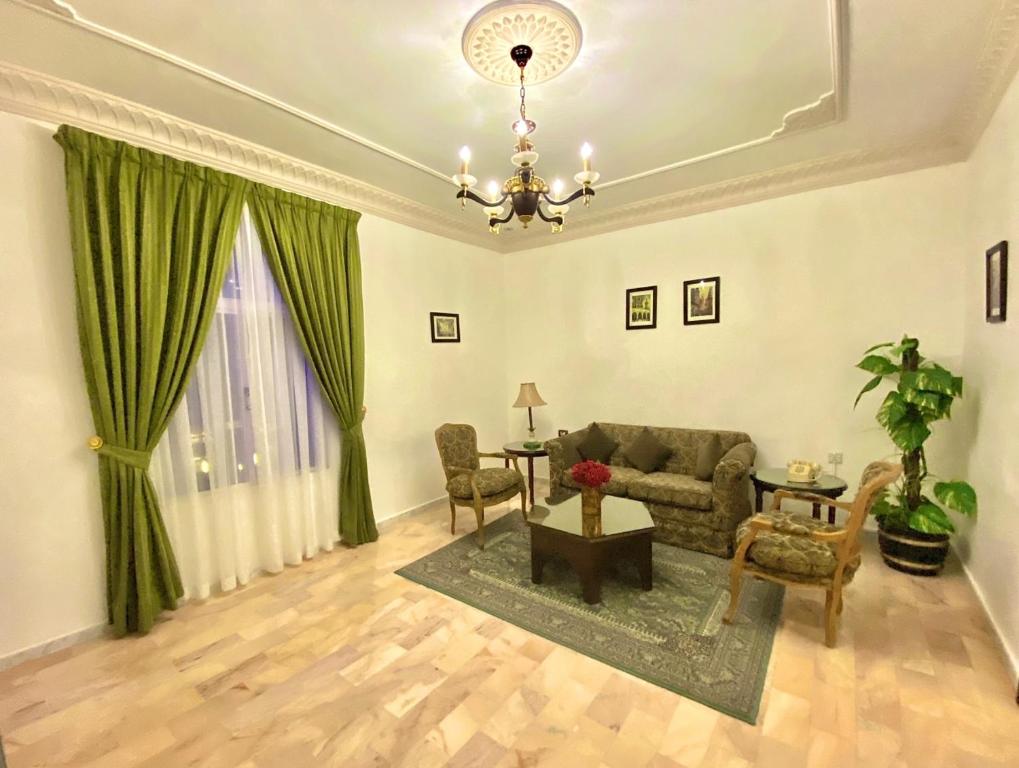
left=434, top=423, right=527, bottom=548
left=723, top=461, right=902, bottom=647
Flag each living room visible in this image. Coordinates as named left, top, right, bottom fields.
left=0, top=1, right=1017, bottom=765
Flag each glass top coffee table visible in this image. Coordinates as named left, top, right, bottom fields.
left=526, top=494, right=655, bottom=605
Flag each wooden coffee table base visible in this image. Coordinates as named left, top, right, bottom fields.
left=530, top=524, right=653, bottom=604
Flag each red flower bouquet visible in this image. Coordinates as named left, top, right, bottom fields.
left=571, top=460, right=612, bottom=488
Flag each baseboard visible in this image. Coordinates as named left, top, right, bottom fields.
left=0, top=621, right=110, bottom=672
left=376, top=494, right=448, bottom=527
left=959, top=558, right=1019, bottom=685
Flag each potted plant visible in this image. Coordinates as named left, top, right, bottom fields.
left=854, top=335, right=977, bottom=575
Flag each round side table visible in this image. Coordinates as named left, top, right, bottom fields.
left=750, top=468, right=849, bottom=524
left=503, top=441, right=548, bottom=507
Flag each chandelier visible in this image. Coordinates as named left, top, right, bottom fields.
left=452, top=43, right=599, bottom=234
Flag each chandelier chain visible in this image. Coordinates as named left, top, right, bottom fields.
left=519, top=68, right=526, bottom=120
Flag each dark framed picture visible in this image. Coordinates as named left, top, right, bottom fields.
left=557, top=429, right=570, bottom=437
left=626, top=286, right=657, bottom=330
left=986, top=241, right=1007, bottom=323
left=430, top=312, right=460, bottom=343
left=683, top=276, right=720, bottom=325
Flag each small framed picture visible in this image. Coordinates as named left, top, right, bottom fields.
left=557, top=429, right=570, bottom=437
left=683, top=276, right=720, bottom=325
left=626, top=286, right=657, bottom=330
left=986, top=241, right=1007, bottom=323
left=430, top=312, right=461, bottom=343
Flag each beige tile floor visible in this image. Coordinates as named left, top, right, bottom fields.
left=1, top=489, right=1017, bottom=767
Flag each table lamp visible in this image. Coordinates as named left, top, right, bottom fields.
left=512, top=382, right=546, bottom=448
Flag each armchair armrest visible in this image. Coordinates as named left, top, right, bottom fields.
left=769, top=489, right=854, bottom=514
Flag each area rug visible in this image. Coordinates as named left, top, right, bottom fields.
left=397, top=513, right=784, bottom=723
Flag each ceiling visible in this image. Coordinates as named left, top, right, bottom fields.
left=0, top=0, right=1017, bottom=251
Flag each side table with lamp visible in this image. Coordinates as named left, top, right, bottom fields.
left=508, top=382, right=548, bottom=505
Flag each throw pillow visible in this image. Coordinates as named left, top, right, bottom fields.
left=695, top=433, right=724, bottom=481
left=623, top=428, right=672, bottom=474
left=577, top=422, right=618, bottom=464
left=559, top=431, right=584, bottom=468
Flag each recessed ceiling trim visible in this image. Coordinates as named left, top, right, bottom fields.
left=11, top=0, right=848, bottom=191
left=2, top=0, right=1017, bottom=256
left=597, top=0, right=847, bottom=191
left=10, top=0, right=456, bottom=186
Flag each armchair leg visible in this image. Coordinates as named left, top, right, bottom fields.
left=448, top=497, right=456, bottom=535
left=723, top=562, right=744, bottom=624
left=824, top=589, right=839, bottom=648
left=473, top=500, right=486, bottom=549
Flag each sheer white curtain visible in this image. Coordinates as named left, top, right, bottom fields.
left=151, top=206, right=341, bottom=600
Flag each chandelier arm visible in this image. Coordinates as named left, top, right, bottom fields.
left=541, top=186, right=596, bottom=207
left=489, top=208, right=515, bottom=225
left=456, top=188, right=507, bottom=207
left=534, top=203, right=563, bottom=226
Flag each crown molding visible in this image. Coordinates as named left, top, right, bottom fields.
left=513, top=135, right=968, bottom=252
left=10, top=0, right=848, bottom=192
left=954, top=0, right=1019, bottom=151
left=0, top=61, right=503, bottom=252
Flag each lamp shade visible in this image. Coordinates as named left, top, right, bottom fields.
left=512, top=382, right=547, bottom=408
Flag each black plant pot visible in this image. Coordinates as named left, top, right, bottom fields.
left=877, top=519, right=949, bottom=576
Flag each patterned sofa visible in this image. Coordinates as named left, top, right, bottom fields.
left=545, top=423, right=756, bottom=557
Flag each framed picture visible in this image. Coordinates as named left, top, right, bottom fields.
left=683, top=276, right=720, bottom=325
left=626, top=286, right=657, bottom=330
left=986, top=241, right=1007, bottom=323
left=430, top=312, right=461, bottom=343
left=557, top=429, right=570, bottom=437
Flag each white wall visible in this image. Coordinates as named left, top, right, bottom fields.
left=0, top=112, right=507, bottom=662
left=359, top=216, right=506, bottom=522
left=0, top=113, right=107, bottom=660
left=503, top=165, right=969, bottom=490
left=957, top=68, right=1019, bottom=676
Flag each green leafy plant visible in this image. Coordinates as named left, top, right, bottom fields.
left=855, top=335, right=977, bottom=534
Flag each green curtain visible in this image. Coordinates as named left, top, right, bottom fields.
left=247, top=184, right=378, bottom=545
left=55, top=125, right=248, bottom=634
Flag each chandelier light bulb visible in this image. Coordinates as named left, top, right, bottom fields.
left=487, top=180, right=500, bottom=200
left=513, top=119, right=529, bottom=136
left=580, top=142, right=593, bottom=171
left=458, top=145, right=471, bottom=175
left=552, top=178, right=564, bottom=197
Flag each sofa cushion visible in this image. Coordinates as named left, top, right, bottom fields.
left=447, top=467, right=523, bottom=499
left=577, top=422, right=618, bottom=463
left=695, top=433, right=724, bottom=480
left=736, top=512, right=861, bottom=581
left=562, top=465, right=644, bottom=497
left=627, top=473, right=713, bottom=510
left=623, top=428, right=672, bottom=474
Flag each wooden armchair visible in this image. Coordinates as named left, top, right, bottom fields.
left=723, top=461, right=902, bottom=647
left=434, top=423, right=527, bottom=548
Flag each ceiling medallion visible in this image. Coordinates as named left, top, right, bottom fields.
left=462, top=0, right=583, bottom=85
left=452, top=42, right=599, bottom=234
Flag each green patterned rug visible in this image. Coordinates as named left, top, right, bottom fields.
left=397, top=513, right=783, bottom=723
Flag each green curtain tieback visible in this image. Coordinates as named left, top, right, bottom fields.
left=87, top=435, right=152, bottom=471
